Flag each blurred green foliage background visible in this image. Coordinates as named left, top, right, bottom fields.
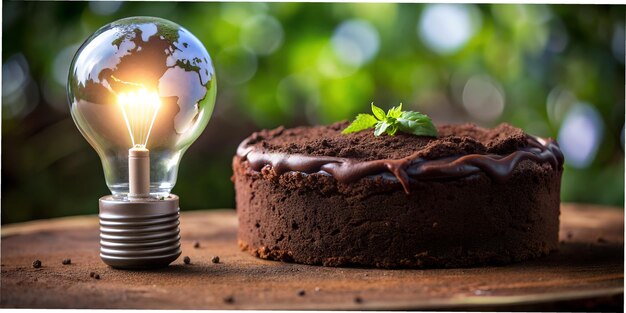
left=2, top=2, right=624, bottom=224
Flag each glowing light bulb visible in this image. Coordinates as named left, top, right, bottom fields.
left=67, top=16, right=216, bottom=268
left=117, top=88, right=161, bottom=148
left=68, top=16, right=216, bottom=198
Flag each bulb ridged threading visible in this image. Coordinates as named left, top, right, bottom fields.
left=99, top=195, right=181, bottom=269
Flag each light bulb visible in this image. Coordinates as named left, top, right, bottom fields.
left=116, top=88, right=161, bottom=148
left=67, top=17, right=216, bottom=268
left=68, top=16, right=216, bottom=198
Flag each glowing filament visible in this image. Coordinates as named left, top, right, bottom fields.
left=117, top=89, right=161, bottom=148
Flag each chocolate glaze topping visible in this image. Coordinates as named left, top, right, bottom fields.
left=236, top=123, right=564, bottom=194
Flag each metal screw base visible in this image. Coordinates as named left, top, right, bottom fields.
left=99, top=195, right=181, bottom=269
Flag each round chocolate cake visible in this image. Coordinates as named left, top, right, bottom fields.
left=232, top=122, right=564, bottom=268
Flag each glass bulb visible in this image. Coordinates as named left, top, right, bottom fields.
left=68, top=16, right=216, bottom=198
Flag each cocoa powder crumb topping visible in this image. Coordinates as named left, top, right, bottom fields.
left=242, top=122, right=531, bottom=161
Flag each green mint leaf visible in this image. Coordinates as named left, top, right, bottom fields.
left=371, top=103, right=386, bottom=121
left=387, top=103, right=402, bottom=119
left=374, top=121, right=391, bottom=136
left=343, top=103, right=438, bottom=137
left=342, top=113, right=378, bottom=134
left=387, top=124, right=399, bottom=136
left=396, top=111, right=438, bottom=137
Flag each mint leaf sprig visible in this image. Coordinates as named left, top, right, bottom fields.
left=342, top=103, right=438, bottom=137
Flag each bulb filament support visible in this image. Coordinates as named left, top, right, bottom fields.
left=128, top=147, right=150, bottom=198
left=116, top=88, right=161, bottom=199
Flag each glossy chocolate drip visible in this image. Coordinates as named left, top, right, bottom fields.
left=236, top=135, right=564, bottom=194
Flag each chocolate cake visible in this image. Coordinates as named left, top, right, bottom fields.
left=232, top=122, right=564, bottom=268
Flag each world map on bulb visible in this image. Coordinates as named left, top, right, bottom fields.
left=68, top=16, right=216, bottom=150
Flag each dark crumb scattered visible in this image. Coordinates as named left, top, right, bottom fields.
left=297, top=289, right=305, bottom=296
left=184, top=256, right=191, bottom=264
left=193, top=241, right=200, bottom=248
left=314, top=287, right=321, bottom=292
left=223, top=295, right=234, bottom=304
left=212, top=256, right=220, bottom=264
left=566, top=231, right=573, bottom=239
left=364, top=273, right=368, bottom=277
left=597, top=237, right=608, bottom=243
left=32, top=260, right=42, bottom=268
left=62, top=259, right=71, bottom=265
left=354, top=296, right=363, bottom=303
left=94, top=274, right=100, bottom=280
left=560, top=240, right=566, bottom=245
left=90, top=272, right=95, bottom=277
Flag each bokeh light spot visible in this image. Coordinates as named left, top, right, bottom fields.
left=240, top=14, right=284, bottom=56
left=216, top=46, right=258, bottom=85
left=88, top=1, right=123, bottom=16
left=318, top=44, right=358, bottom=79
left=221, top=2, right=268, bottom=25
left=461, top=75, right=505, bottom=122
left=3, top=54, right=28, bottom=97
left=53, top=44, right=80, bottom=86
left=546, top=18, right=569, bottom=53
left=418, top=4, right=481, bottom=55
left=546, top=86, right=576, bottom=126
left=2, top=54, right=37, bottom=119
left=558, top=103, right=604, bottom=169
left=331, top=19, right=380, bottom=67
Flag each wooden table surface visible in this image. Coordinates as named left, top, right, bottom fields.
left=1, top=204, right=623, bottom=310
